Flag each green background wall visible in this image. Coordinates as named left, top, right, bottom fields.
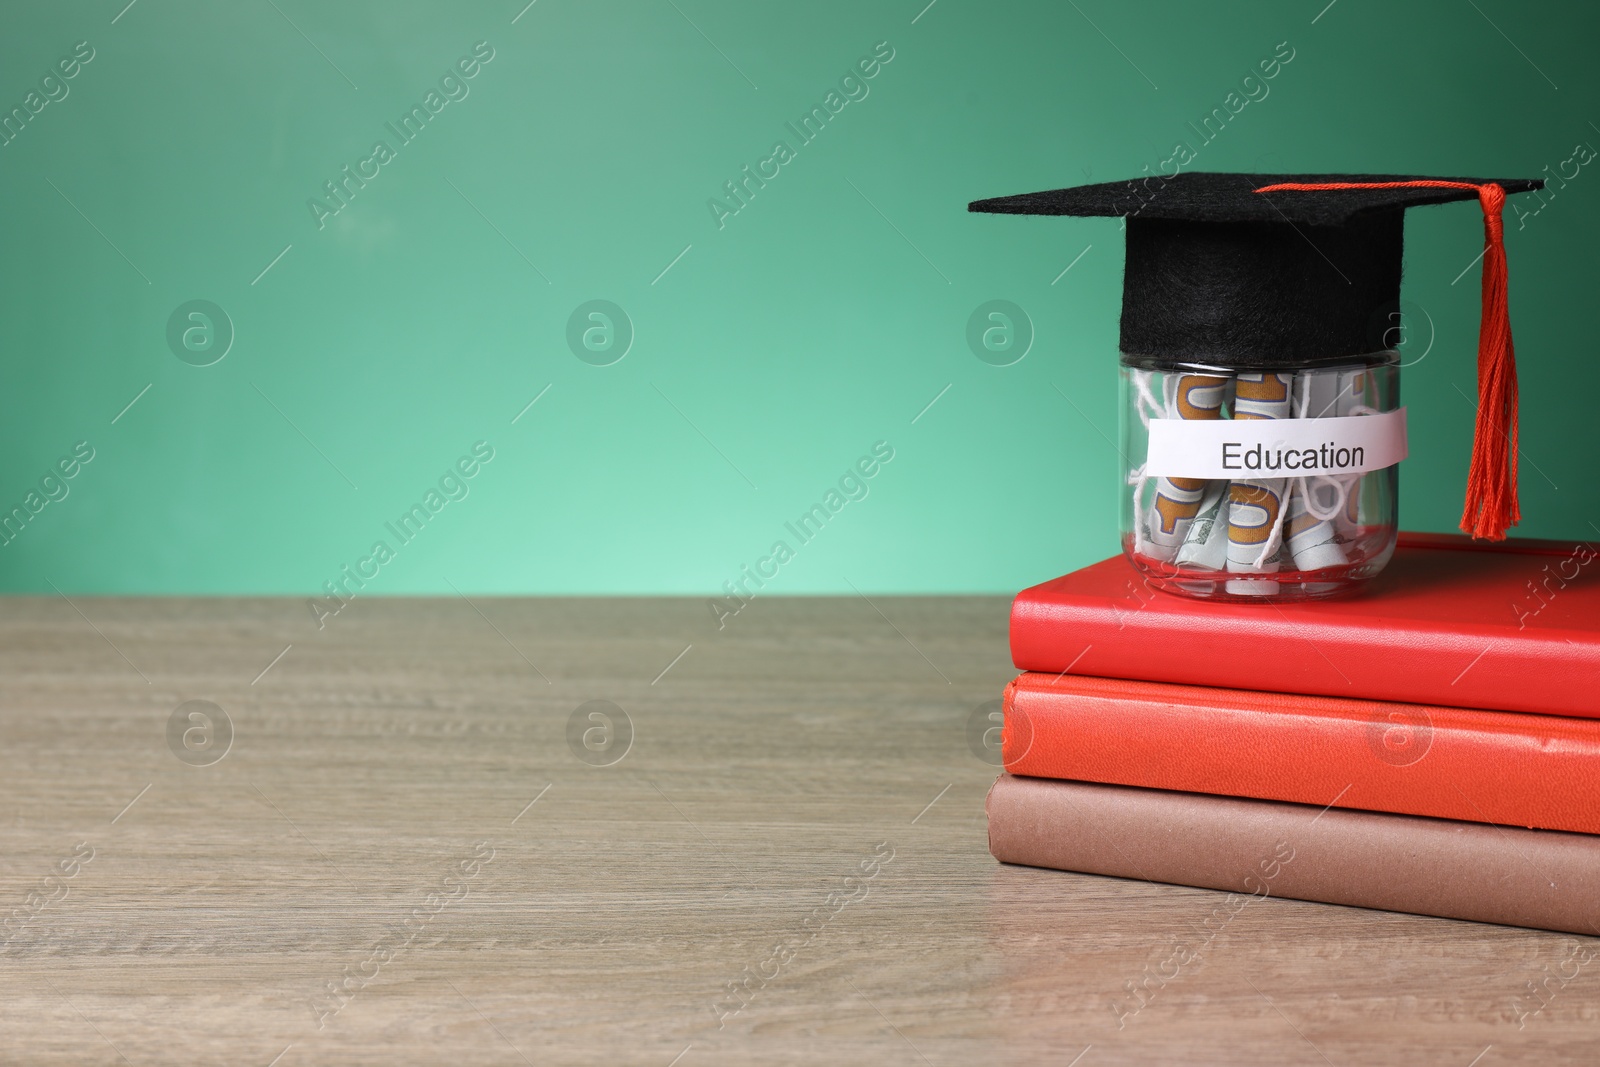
left=1, top=0, right=1595, bottom=595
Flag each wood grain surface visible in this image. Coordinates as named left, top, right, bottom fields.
left=0, top=593, right=1595, bottom=1065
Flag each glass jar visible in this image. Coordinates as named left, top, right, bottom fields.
left=1119, top=351, right=1401, bottom=602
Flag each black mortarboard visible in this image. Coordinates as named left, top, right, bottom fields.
left=968, top=172, right=1544, bottom=541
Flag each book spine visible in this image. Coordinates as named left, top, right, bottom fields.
left=1001, top=673, right=1600, bottom=835
left=986, top=775, right=1600, bottom=936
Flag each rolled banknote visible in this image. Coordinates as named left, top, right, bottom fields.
left=1226, top=371, right=1295, bottom=595
left=1334, top=365, right=1381, bottom=538
left=1286, top=367, right=1351, bottom=573
left=1175, top=478, right=1230, bottom=571
left=1140, top=371, right=1231, bottom=562
left=1286, top=480, right=1350, bottom=572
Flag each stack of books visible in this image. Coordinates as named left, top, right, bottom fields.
left=988, top=532, right=1600, bottom=933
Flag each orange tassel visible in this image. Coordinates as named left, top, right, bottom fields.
left=1254, top=180, right=1519, bottom=540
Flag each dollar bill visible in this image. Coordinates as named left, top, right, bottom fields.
left=1225, top=371, right=1295, bottom=595
left=1175, top=478, right=1230, bottom=570
left=1286, top=368, right=1351, bottom=573
left=1139, top=371, right=1230, bottom=562
left=1335, top=365, right=1380, bottom=538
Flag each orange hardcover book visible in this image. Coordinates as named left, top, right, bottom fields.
left=1002, top=671, right=1600, bottom=834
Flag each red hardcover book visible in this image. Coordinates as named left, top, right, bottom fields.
left=987, top=774, right=1600, bottom=937
left=1002, top=671, right=1600, bottom=834
left=1010, top=533, right=1600, bottom=718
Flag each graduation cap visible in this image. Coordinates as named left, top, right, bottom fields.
left=969, top=172, right=1545, bottom=540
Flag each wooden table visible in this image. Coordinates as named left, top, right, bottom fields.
left=1, top=595, right=1594, bottom=1065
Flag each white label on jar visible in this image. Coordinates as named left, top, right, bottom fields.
left=1145, top=408, right=1407, bottom=479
